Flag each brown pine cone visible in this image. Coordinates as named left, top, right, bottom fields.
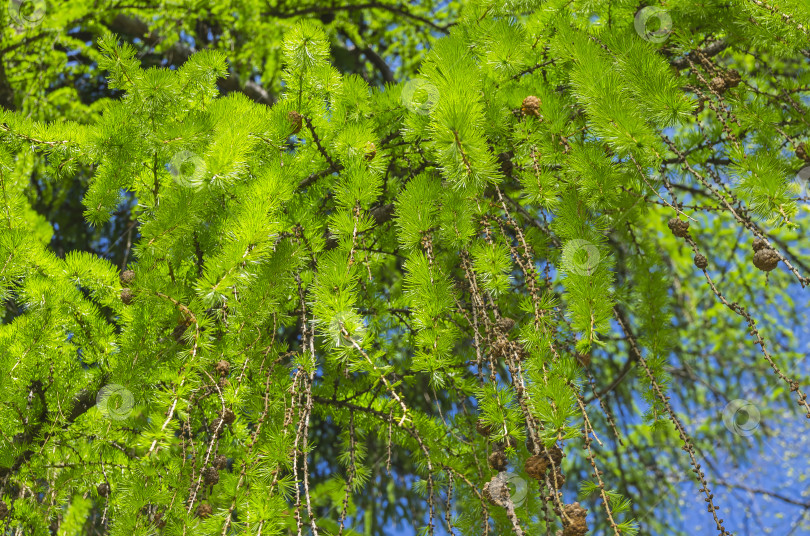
left=709, top=76, right=727, bottom=93
left=723, top=69, right=741, bottom=89
left=210, top=418, right=223, bottom=434
left=753, top=248, right=779, bottom=272
left=521, top=95, right=542, bottom=117
left=153, top=511, right=166, bottom=528
left=752, top=238, right=769, bottom=252
left=203, top=466, right=219, bottom=486
left=525, top=454, right=550, bottom=480
left=287, top=111, right=303, bottom=135
left=576, top=352, right=591, bottom=367
left=221, top=408, right=236, bottom=425
left=497, top=152, right=513, bottom=175
left=120, top=288, right=134, bottom=305
left=119, top=269, right=135, bottom=287
left=97, top=482, right=110, bottom=498
left=214, top=455, right=227, bottom=470
left=562, top=502, right=589, bottom=536
left=196, top=502, right=213, bottom=518
left=667, top=217, right=690, bottom=238
left=364, top=141, right=376, bottom=161
left=476, top=420, right=492, bottom=437
left=545, top=445, right=564, bottom=467
left=491, top=337, right=509, bottom=357
left=488, top=450, right=508, bottom=471
left=214, top=360, right=230, bottom=376
left=172, top=322, right=188, bottom=342
left=694, top=254, right=708, bottom=269
left=796, top=142, right=809, bottom=162
left=496, top=436, right=518, bottom=451
left=496, top=317, right=516, bottom=333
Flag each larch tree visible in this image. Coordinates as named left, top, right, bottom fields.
left=1, top=1, right=809, bottom=536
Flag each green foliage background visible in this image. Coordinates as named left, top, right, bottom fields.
left=0, top=1, right=809, bottom=535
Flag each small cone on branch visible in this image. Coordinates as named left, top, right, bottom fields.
left=476, top=420, right=492, bottom=437
left=545, top=445, right=564, bottom=466
left=97, top=482, right=110, bottom=497
left=196, top=503, right=213, bottom=518
left=496, top=317, right=516, bottom=333
left=203, top=466, right=219, bottom=486
left=796, top=142, right=809, bottom=162
left=221, top=408, right=236, bottom=425
left=723, top=69, right=741, bottom=88
left=287, top=111, right=303, bottom=135
left=153, top=511, right=166, bottom=528
left=709, top=76, right=727, bottom=93
left=215, top=360, right=230, bottom=376
left=488, top=450, right=508, bottom=471
left=210, top=417, right=223, bottom=434
left=562, top=502, right=589, bottom=536
left=753, top=247, right=779, bottom=272
left=496, top=436, right=518, bottom=451
left=497, top=152, right=513, bottom=175
left=172, top=320, right=189, bottom=342
left=120, top=270, right=135, bottom=287
left=694, top=253, right=708, bottom=269
left=363, top=141, right=376, bottom=161
left=525, top=454, right=549, bottom=480
left=491, top=337, right=509, bottom=357
left=214, top=455, right=227, bottom=470
left=667, top=217, right=690, bottom=238
left=120, top=288, right=134, bottom=305
left=521, top=95, right=542, bottom=117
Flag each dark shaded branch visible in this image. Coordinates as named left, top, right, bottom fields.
left=266, top=3, right=451, bottom=33
left=0, top=55, right=14, bottom=111
left=107, top=14, right=273, bottom=105
left=670, top=39, right=729, bottom=70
